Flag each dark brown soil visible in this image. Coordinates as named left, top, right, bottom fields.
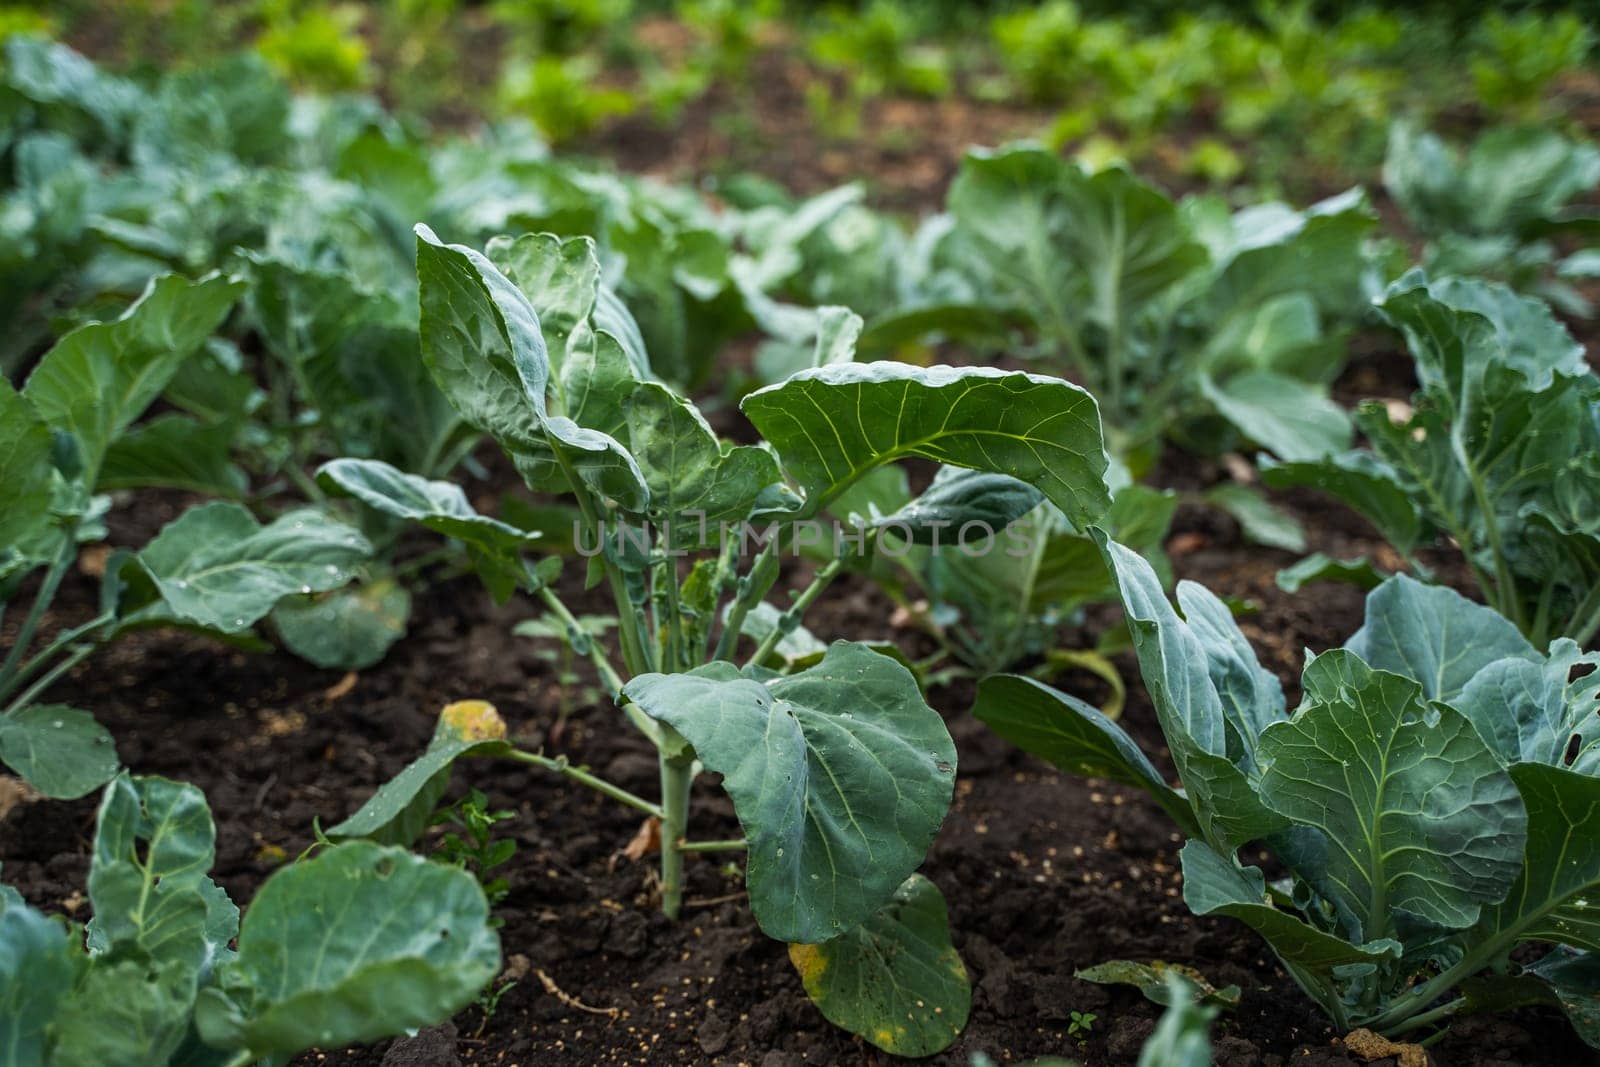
left=3, top=383, right=1593, bottom=1067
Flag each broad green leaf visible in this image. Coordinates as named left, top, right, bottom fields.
left=242, top=252, right=408, bottom=389
left=132, top=502, right=371, bottom=634
left=623, top=383, right=781, bottom=542
left=0, top=704, right=118, bottom=800
left=1096, top=533, right=1288, bottom=850
left=87, top=774, right=237, bottom=973
left=317, top=458, right=541, bottom=570
left=1172, top=581, right=1284, bottom=751
left=1203, top=188, right=1373, bottom=331
left=273, top=579, right=411, bottom=671
left=132, top=52, right=290, bottom=167
left=1386, top=123, right=1600, bottom=238
left=873, top=466, right=1043, bottom=546
left=1076, top=959, right=1240, bottom=1009
left=1274, top=553, right=1385, bottom=594
left=1136, top=975, right=1218, bottom=1067
left=1524, top=948, right=1600, bottom=1048
left=922, top=485, right=1175, bottom=675
left=486, top=231, right=649, bottom=437
left=50, top=958, right=193, bottom=1067
left=1257, top=650, right=1526, bottom=935
left=162, top=339, right=260, bottom=425
left=741, top=362, right=1110, bottom=526
left=243, top=252, right=463, bottom=477
left=1258, top=452, right=1423, bottom=557
left=1346, top=575, right=1536, bottom=703
left=788, top=874, right=970, bottom=1057
left=3, top=35, right=142, bottom=139
left=194, top=842, right=500, bottom=1056
left=484, top=231, right=606, bottom=369
left=99, top=414, right=247, bottom=496
left=1203, top=483, right=1306, bottom=553
left=21, top=273, right=243, bottom=486
left=1179, top=841, right=1400, bottom=972
left=1454, top=640, right=1600, bottom=770
left=752, top=304, right=861, bottom=385
left=328, top=701, right=513, bottom=845
left=947, top=146, right=1207, bottom=343
left=1379, top=272, right=1587, bottom=414
left=414, top=225, right=648, bottom=512
left=624, top=642, right=957, bottom=942
left=0, top=378, right=54, bottom=557
left=1201, top=371, right=1350, bottom=463
left=972, top=674, right=1198, bottom=838
left=0, top=894, right=79, bottom=1067
left=1486, top=764, right=1600, bottom=954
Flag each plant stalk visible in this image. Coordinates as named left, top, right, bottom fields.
left=712, top=538, right=780, bottom=662
left=657, top=754, right=695, bottom=920
left=1383, top=997, right=1465, bottom=1037
left=532, top=586, right=661, bottom=745
left=1564, top=579, right=1600, bottom=646
left=0, top=533, right=77, bottom=691
left=677, top=838, right=747, bottom=853
left=509, top=751, right=663, bottom=819
left=2, top=643, right=95, bottom=717
left=0, top=610, right=113, bottom=707
left=744, top=540, right=867, bottom=669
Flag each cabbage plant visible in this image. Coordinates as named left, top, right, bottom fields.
left=866, top=144, right=1376, bottom=468
left=0, top=274, right=373, bottom=800
left=0, top=772, right=499, bottom=1064
left=1385, top=123, right=1600, bottom=317
left=975, top=537, right=1600, bottom=1048
left=312, top=224, right=1114, bottom=1056
left=1263, top=272, right=1600, bottom=646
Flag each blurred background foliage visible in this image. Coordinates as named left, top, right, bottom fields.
left=8, top=0, right=1596, bottom=203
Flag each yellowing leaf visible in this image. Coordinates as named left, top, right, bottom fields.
left=440, top=701, right=507, bottom=743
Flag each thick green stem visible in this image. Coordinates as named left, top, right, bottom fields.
left=0, top=534, right=76, bottom=690
left=1367, top=939, right=1503, bottom=1032
left=509, top=750, right=663, bottom=819
left=658, top=755, right=695, bottom=920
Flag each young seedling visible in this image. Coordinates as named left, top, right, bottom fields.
left=317, top=226, right=1114, bottom=1055
left=432, top=788, right=518, bottom=911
